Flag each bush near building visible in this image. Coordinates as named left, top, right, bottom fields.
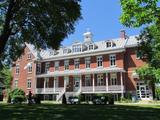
left=9, top=88, right=26, bottom=104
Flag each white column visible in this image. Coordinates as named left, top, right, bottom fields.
left=106, top=73, right=108, bottom=92
left=80, top=75, right=82, bottom=92
left=64, top=76, right=67, bottom=92
left=54, top=77, right=56, bottom=93
left=44, top=78, right=46, bottom=93
left=93, top=74, right=95, bottom=92
left=35, top=77, right=37, bottom=94
left=120, top=72, right=124, bottom=98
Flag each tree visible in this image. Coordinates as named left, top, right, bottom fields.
left=0, top=66, right=12, bottom=97
left=136, top=65, right=160, bottom=99
left=0, top=0, right=81, bottom=67
left=120, top=0, right=160, bottom=67
left=120, top=0, right=160, bottom=99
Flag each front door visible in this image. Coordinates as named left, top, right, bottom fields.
left=66, top=76, right=73, bottom=92
left=74, top=76, right=80, bottom=92
left=137, top=81, right=152, bottom=100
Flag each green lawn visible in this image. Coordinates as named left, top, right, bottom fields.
left=0, top=103, right=160, bottom=120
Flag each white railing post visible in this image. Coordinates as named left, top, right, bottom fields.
left=106, top=73, right=108, bottom=92
left=93, top=74, right=95, bottom=92
left=54, top=77, right=56, bottom=93
left=120, top=72, right=124, bottom=98
left=80, top=75, right=82, bottom=92
left=44, top=78, right=46, bottom=93
left=64, top=76, right=66, bottom=92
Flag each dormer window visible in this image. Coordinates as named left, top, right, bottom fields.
left=49, top=50, right=54, bottom=55
left=106, top=41, right=112, bottom=48
left=63, top=48, right=68, bottom=54
left=88, top=44, right=94, bottom=50
left=72, top=44, right=82, bottom=53
left=106, top=41, right=116, bottom=48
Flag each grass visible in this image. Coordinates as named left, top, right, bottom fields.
left=0, top=102, right=160, bottom=120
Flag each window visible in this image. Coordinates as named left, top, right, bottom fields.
left=110, top=73, right=117, bottom=85
left=54, top=61, right=59, bottom=71
left=97, top=56, right=103, bottom=67
left=27, top=79, right=31, bottom=88
left=85, top=57, right=91, bottom=68
left=15, top=64, right=20, bottom=74
left=109, top=54, right=116, bottom=66
left=14, top=80, right=18, bottom=88
left=97, top=74, right=105, bottom=86
left=28, top=63, right=32, bottom=73
left=106, top=41, right=112, bottom=48
left=88, top=44, right=94, bottom=50
left=64, top=60, right=69, bottom=70
left=72, top=44, right=82, bottom=53
left=74, top=59, right=80, bottom=69
left=63, top=49, right=68, bottom=54
left=36, top=63, right=41, bottom=74
left=27, top=53, right=32, bottom=59
left=85, top=75, right=91, bottom=86
left=45, top=62, right=50, bottom=73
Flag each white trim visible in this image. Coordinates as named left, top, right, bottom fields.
left=38, top=48, right=125, bottom=62
left=36, top=67, right=125, bottom=78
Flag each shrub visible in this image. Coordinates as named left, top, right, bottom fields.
left=10, top=88, right=26, bottom=103
left=155, top=86, right=160, bottom=100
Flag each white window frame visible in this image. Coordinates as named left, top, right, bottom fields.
left=14, top=80, right=18, bottom=88
left=28, top=63, right=32, bottom=73
left=63, top=48, right=68, bottom=54
left=15, top=64, right=20, bottom=74
left=97, top=74, right=104, bottom=86
left=72, top=44, right=82, bottom=53
left=85, top=57, right=91, bottom=68
left=74, top=59, right=80, bottom=69
left=85, top=75, right=91, bottom=86
left=106, top=41, right=112, bottom=48
left=97, top=56, right=103, bottom=67
left=64, top=60, right=69, bottom=70
left=109, top=54, right=116, bottom=67
left=45, top=62, right=50, bottom=73
left=54, top=61, right=59, bottom=71
left=27, top=52, right=32, bottom=60
left=88, top=44, right=94, bottom=50
left=110, top=73, right=117, bottom=85
left=27, top=79, right=31, bottom=89
left=36, top=63, right=41, bottom=74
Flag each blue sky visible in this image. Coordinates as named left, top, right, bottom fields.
left=62, top=0, right=142, bottom=46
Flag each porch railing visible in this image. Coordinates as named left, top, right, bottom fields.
left=36, top=87, right=64, bottom=94
left=81, top=85, right=124, bottom=93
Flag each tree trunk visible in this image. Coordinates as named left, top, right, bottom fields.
left=0, top=0, right=15, bottom=57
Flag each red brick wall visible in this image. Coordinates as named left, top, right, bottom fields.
left=12, top=46, right=36, bottom=94
left=124, top=47, right=146, bottom=91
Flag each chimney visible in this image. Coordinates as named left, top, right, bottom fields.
left=120, top=29, right=126, bottom=39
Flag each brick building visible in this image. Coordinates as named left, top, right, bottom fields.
left=12, top=30, right=153, bottom=101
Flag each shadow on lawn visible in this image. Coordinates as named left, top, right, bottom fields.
left=0, top=104, right=160, bottom=120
